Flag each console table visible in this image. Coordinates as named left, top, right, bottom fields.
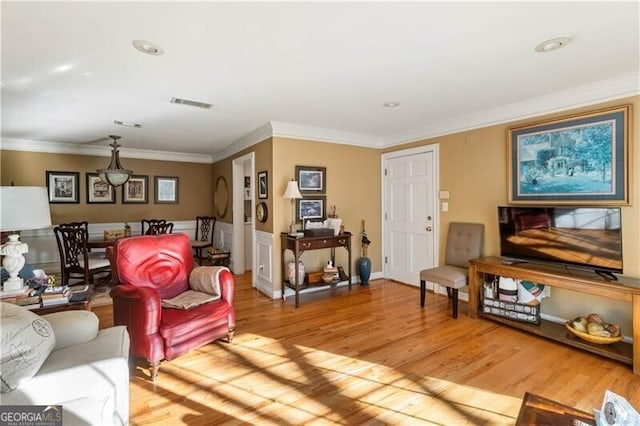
left=468, top=256, right=640, bottom=375
left=280, top=232, right=352, bottom=308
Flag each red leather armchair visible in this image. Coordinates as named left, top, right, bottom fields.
left=109, top=233, right=235, bottom=380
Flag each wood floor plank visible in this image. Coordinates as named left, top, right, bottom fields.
left=95, top=271, right=640, bottom=424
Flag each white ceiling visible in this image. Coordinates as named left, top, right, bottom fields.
left=2, top=1, right=639, bottom=160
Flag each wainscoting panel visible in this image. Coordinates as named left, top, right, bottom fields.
left=21, top=220, right=197, bottom=273
left=255, top=230, right=274, bottom=297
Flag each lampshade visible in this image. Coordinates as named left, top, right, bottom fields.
left=283, top=180, right=302, bottom=199
left=96, top=135, right=133, bottom=187
left=0, top=186, right=52, bottom=232
left=1, top=186, right=52, bottom=291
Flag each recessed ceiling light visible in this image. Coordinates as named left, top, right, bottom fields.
left=55, top=64, right=73, bottom=73
left=132, top=40, right=164, bottom=56
left=383, top=101, right=400, bottom=108
left=114, top=120, right=142, bottom=128
left=535, top=37, right=571, bottom=53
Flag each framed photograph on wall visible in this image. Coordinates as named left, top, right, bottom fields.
left=86, top=173, right=115, bottom=203
left=122, top=175, right=148, bottom=204
left=46, top=171, right=80, bottom=203
left=295, top=165, right=326, bottom=194
left=508, top=104, right=630, bottom=205
left=154, top=176, right=179, bottom=204
left=296, top=196, right=326, bottom=222
left=258, top=171, right=268, bottom=199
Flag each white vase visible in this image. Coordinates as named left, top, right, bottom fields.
left=288, top=261, right=305, bottom=285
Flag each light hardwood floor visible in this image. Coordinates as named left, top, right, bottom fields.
left=94, top=273, right=640, bottom=425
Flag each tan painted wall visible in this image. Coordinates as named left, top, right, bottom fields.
left=0, top=150, right=214, bottom=224
left=384, top=96, right=639, bottom=279
left=273, top=137, right=381, bottom=281
left=384, top=96, right=639, bottom=333
left=211, top=137, right=273, bottom=227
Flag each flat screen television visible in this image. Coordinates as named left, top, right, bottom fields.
left=497, top=206, right=623, bottom=278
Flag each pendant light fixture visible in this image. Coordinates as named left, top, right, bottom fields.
left=97, top=135, right=133, bottom=187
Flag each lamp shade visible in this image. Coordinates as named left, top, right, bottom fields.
left=283, top=180, right=302, bottom=199
left=0, top=187, right=52, bottom=232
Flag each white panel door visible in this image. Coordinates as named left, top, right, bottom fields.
left=383, top=147, right=438, bottom=286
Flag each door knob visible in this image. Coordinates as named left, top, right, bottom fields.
left=427, top=216, right=432, bottom=221
left=426, top=226, right=432, bottom=231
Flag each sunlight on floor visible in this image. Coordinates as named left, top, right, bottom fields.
left=130, top=332, right=522, bottom=424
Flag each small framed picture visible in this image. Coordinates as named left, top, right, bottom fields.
left=296, top=165, right=326, bottom=194
left=154, top=176, right=179, bottom=204
left=86, top=173, right=115, bottom=203
left=46, top=171, right=80, bottom=203
left=123, top=175, right=148, bottom=204
left=296, top=196, right=326, bottom=222
left=258, top=171, right=268, bottom=199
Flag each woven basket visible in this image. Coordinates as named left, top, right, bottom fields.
left=565, top=322, right=623, bottom=344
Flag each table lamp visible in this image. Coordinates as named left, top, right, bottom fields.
left=0, top=187, right=52, bottom=291
left=283, top=180, right=302, bottom=235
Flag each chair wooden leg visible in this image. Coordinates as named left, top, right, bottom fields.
left=420, top=280, right=426, bottom=307
left=148, top=361, right=161, bottom=381
left=451, top=288, right=459, bottom=319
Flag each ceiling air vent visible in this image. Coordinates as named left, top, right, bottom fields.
left=170, top=97, right=213, bottom=109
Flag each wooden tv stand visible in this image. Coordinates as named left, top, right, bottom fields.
left=468, top=256, right=640, bottom=375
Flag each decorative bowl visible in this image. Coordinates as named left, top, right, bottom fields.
left=321, top=275, right=334, bottom=284
left=565, top=322, right=623, bottom=345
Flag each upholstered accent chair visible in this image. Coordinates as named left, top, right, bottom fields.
left=110, top=233, right=235, bottom=380
left=419, top=222, right=484, bottom=318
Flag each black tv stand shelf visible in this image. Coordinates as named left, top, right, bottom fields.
left=468, top=256, right=640, bottom=375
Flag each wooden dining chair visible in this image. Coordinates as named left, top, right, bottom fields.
left=59, top=221, right=104, bottom=260
left=146, top=222, right=174, bottom=235
left=191, top=216, right=216, bottom=265
left=54, top=225, right=111, bottom=286
left=141, top=219, right=167, bottom=235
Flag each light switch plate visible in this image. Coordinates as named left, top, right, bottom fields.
left=439, top=190, right=450, bottom=200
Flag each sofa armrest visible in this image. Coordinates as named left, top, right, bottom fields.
left=110, top=285, right=164, bottom=362
left=42, top=310, right=99, bottom=350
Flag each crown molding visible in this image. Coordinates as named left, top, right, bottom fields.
left=211, top=122, right=273, bottom=162
left=0, top=138, right=213, bottom=164
left=270, top=121, right=383, bottom=148
left=385, top=72, right=640, bottom=147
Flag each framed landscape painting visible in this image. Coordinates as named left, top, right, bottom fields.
left=508, top=105, right=630, bottom=205
left=296, top=165, right=326, bottom=194
left=296, top=196, right=326, bottom=221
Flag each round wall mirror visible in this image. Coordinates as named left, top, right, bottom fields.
left=214, top=176, right=229, bottom=218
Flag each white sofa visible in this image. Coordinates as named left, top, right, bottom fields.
left=0, top=304, right=130, bottom=425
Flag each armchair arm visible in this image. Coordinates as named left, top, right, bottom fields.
left=218, top=268, right=236, bottom=330
left=109, top=285, right=165, bottom=362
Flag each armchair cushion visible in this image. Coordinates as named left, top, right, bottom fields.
left=44, top=310, right=99, bottom=350
left=0, top=302, right=56, bottom=392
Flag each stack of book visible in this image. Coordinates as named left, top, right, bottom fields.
left=41, top=285, right=71, bottom=307
left=13, top=296, right=42, bottom=310
left=0, top=285, right=33, bottom=300
left=1, top=285, right=38, bottom=308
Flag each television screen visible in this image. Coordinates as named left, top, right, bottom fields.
left=498, top=206, right=623, bottom=274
